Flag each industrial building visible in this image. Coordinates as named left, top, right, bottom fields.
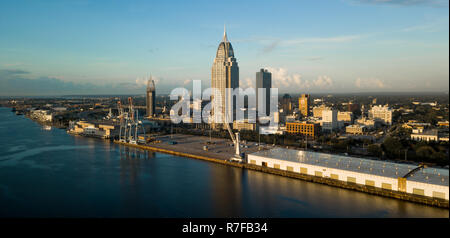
left=68, top=120, right=119, bottom=139
left=248, top=148, right=448, bottom=200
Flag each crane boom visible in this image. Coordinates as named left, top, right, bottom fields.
left=222, top=111, right=240, bottom=157
left=224, top=121, right=235, bottom=142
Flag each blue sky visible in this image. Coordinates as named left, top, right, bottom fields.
left=0, top=0, right=448, bottom=95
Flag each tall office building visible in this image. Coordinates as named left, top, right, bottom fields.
left=211, top=27, right=239, bottom=128
left=281, top=94, right=292, bottom=114
left=146, top=77, right=156, bottom=118
left=322, top=109, right=338, bottom=132
left=256, top=68, right=272, bottom=117
left=299, top=94, right=310, bottom=117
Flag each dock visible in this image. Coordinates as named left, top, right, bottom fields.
left=114, top=134, right=449, bottom=209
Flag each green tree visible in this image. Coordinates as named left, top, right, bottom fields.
left=382, top=137, right=404, bottom=159
left=368, top=144, right=382, bottom=157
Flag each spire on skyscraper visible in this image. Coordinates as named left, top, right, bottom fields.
left=147, top=75, right=155, bottom=91
left=223, top=24, right=228, bottom=43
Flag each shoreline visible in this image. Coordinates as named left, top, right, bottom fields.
left=113, top=140, right=449, bottom=209
left=4, top=107, right=448, bottom=209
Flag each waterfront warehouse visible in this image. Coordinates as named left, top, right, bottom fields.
left=248, top=148, right=449, bottom=200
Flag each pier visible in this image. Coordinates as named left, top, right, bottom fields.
left=114, top=135, right=449, bottom=209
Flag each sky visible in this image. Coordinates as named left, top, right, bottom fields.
left=0, top=0, right=448, bottom=96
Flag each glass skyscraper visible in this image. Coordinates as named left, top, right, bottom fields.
left=256, top=68, right=272, bottom=117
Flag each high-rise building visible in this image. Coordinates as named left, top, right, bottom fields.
left=321, top=109, right=338, bottom=132
left=312, top=105, right=330, bottom=119
left=256, top=68, right=272, bottom=117
left=347, top=102, right=360, bottom=112
left=369, top=105, right=392, bottom=125
left=146, top=77, right=156, bottom=118
left=281, top=94, right=292, bottom=115
left=337, top=111, right=353, bottom=123
left=211, top=27, right=239, bottom=128
left=299, top=94, right=310, bottom=117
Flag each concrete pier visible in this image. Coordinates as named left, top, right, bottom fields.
left=114, top=136, right=449, bottom=209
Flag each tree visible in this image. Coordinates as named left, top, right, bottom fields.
left=382, top=137, right=404, bottom=159
left=368, top=144, right=382, bottom=157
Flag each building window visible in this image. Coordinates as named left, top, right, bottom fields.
left=315, top=171, right=323, bottom=177
left=262, top=162, right=268, bottom=167
left=273, top=164, right=280, bottom=169
left=286, top=166, right=294, bottom=172
left=347, top=177, right=357, bottom=184
left=381, top=183, right=392, bottom=190
left=330, top=174, right=339, bottom=180
left=300, top=167, right=308, bottom=174
left=413, top=188, right=425, bottom=196
left=432, top=191, right=445, bottom=199
left=365, top=180, right=375, bottom=187
left=250, top=160, right=256, bottom=165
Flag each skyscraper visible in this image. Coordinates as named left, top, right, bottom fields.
left=299, top=94, right=310, bottom=117
left=211, top=27, right=239, bottom=128
left=256, top=68, right=272, bottom=117
left=146, top=77, right=156, bottom=118
left=281, top=94, right=292, bottom=115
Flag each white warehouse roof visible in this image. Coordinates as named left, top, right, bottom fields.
left=250, top=148, right=448, bottom=187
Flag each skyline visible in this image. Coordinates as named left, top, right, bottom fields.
left=0, top=0, right=449, bottom=96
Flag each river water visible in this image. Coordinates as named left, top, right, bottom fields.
left=0, top=107, right=447, bottom=218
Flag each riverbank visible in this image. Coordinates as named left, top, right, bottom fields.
left=114, top=140, right=449, bottom=209
left=8, top=108, right=449, bottom=209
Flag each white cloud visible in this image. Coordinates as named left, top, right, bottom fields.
left=314, top=75, right=333, bottom=88
left=241, top=77, right=254, bottom=89
left=267, top=67, right=334, bottom=91
left=355, top=78, right=390, bottom=89
left=183, top=79, right=192, bottom=85
left=135, top=76, right=161, bottom=88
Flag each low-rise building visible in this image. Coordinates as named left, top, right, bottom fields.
left=312, top=105, right=330, bottom=119
left=438, top=121, right=449, bottom=127
left=285, top=121, right=320, bottom=138
left=248, top=148, right=449, bottom=200
left=30, top=109, right=53, bottom=122
left=337, top=111, right=353, bottom=123
left=410, top=129, right=439, bottom=142
left=355, top=117, right=376, bottom=129
left=68, top=121, right=119, bottom=139
left=346, top=124, right=367, bottom=135
left=233, top=120, right=256, bottom=131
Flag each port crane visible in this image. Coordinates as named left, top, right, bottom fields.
left=222, top=110, right=242, bottom=162
left=117, top=97, right=146, bottom=144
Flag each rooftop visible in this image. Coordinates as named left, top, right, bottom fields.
left=250, top=148, right=448, bottom=186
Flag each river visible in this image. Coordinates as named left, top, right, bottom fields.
left=0, top=107, right=447, bottom=218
